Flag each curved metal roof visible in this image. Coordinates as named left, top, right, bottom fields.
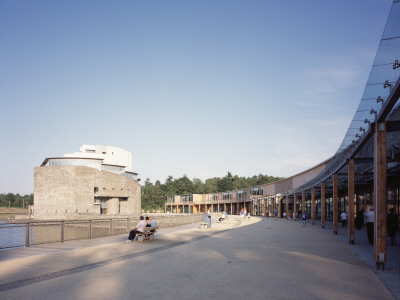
left=337, top=1, right=400, bottom=153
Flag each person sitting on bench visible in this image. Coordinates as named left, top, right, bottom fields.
left=150, top=216, right=157, bottom=231
left=144, top=216, right=152, bottom=240
left=219, top=211, right=226, bottom=222
left=127, top=216, right=146, bottom=242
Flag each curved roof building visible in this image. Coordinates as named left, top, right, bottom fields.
left=166, top=1, right=400, bottom=269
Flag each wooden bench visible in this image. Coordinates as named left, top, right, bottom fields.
left=136, top=227, right=158, bottom=242
left=199, top=222, right=208, bottom=229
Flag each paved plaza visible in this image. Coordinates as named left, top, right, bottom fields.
left=0, top=216, right=398, bottom=300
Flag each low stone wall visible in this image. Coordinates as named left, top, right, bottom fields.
left=149, top=214, right=204, bottom=227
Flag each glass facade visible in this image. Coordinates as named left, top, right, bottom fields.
left=101, top=165, right=124, bottom=174
left=222, top=192, right=232, bottom=200
left=46, top=158, right=102, bottom=169
left=251, top=186, right=263, bottom=195
left=338, top=1, right=400, bottom=153
left=121, top=173, right=138, bottom=180
left=237, top=190, right=247, bottom=200
left=45, top=158, right=137, bottom=180
left=181, top=195, right=193, bottom=203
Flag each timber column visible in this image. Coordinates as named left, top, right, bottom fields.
left=311, top=188, right=315, bottom=225
left=293, top=193, right=297, bottom=220
left=333, top=174, right=339, bottom=235
left=285, top=196, right=289, bottom=218
left=348, top=159, right=355, bottom=244
left=302, top=191, right=306, bottom=214
left=278, top=197, right=282, bottom=218
left=374, top=121, right=387, bottom=269
left=321, top=183, right=326, bottom=229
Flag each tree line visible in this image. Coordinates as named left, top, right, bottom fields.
left=0, top=193, right=34, bottom=208
left=141, top=172, right=283, bottom=211
left=0, top=172, right=283, bottom=211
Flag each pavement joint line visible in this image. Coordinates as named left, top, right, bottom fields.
left=0, top=228, right=230, bottom=292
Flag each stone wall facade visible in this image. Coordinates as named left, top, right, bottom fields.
left=34, top=166, right=141, bottom=219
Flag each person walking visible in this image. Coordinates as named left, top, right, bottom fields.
left=341, top=211, right=348, bottom=227
left=364, top=206, right=374, bottom=245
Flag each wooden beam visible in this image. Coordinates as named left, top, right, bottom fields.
left=374, top=121, right=387, bottom=269
left=278, top=197, right=282, bottom=218
left=321, top=183, right=326, bottom=229
left=311, top=188, right=315, bottom=225
left=293, top=193, right=297, bottom=220
left=333, top=174, right=339, bottom=235
left=348, top=159, right=355, bottom=244
left=285, top=196, right=289, bottom=218
left=302, top=191, right=306, bottom=214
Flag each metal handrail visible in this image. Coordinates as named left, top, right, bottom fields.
left=0, top=214, right=203, bottom=249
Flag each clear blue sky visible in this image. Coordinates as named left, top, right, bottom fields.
left=0, top=0, right=393, bottom=195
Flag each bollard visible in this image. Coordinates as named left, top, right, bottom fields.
left=25, top=223, right=30, bottom=247
left=61, top=221, right=65, bottom=242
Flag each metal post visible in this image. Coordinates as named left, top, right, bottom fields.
left=25, top=222, right=30, bottom=247
left=61, top=221, right=65, bottom=243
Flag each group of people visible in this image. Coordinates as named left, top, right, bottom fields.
left=126, top=215, right=157, bottom=242
left=354, top=204, right=399, bottom=246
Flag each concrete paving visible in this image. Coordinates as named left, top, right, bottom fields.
left=312, top=218, right=400, bottom=299
left=0, top=216, right=397, bottom=300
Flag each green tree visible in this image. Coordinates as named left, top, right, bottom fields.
left=0, top=193, right=34, bottom=208
left=192, top=178, right=206, bottom=194
left=204, top=177, right=219, bottom=193
left=5, top=193, right=15, bottom=207
left=141, top=179, right=154, bottom=211
left=162, top=176, right=178, bottom=196
left=217, top=171, right=234, bottom=192
left=175, top=175, right=193, bottom=195
left=13, top=194, right=23, bottom=207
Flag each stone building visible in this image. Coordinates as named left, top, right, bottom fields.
left=33, top=145, right=141, bottom=219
